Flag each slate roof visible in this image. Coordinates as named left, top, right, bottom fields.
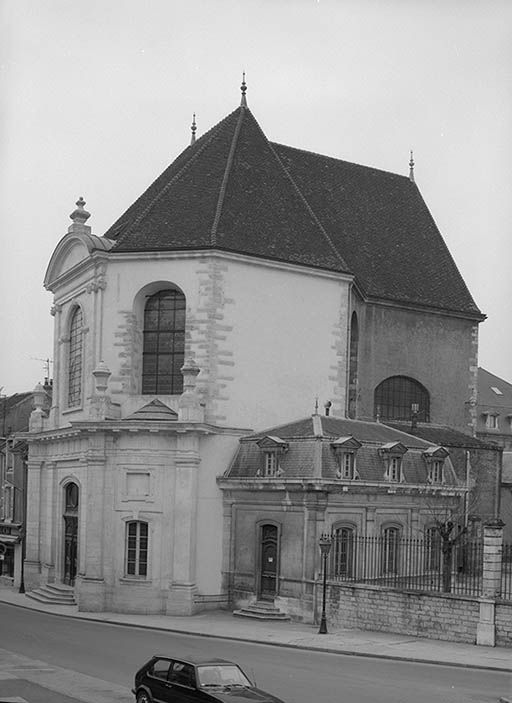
left=477, top=367, right=512, bottom=412
left=384, top=421, right=500, bottom=450
left=227, top=414, right=458, bottom=485
left=103, top=102, right=482, bottom=318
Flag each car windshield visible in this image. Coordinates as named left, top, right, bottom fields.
left=197, top=664, right=251, bottom=688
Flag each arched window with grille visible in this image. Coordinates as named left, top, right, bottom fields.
left=68, top=307, right=84, bottom=407
left=332, top=525, right=356, bottom=579
left=374, top=376, right=430, bottom=422
left=125, top=520, right=148, bottom=577
left=381, top=525, right=400, bottom=574
left=142, top=288, right=186, bottom=395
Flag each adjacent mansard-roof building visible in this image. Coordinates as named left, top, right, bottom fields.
left=23, top=83, right=488, bottom=616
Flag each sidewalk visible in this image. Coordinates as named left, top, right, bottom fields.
left=0, top=587, right=511, bottom=675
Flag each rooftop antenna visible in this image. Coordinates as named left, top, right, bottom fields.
left=190, top=113, right=197, bottom=145
left=31, top=357, right=53, bottom=381
left=240, top=71, right=247, bottom=107
left=409, top=150, right=415, bottom=183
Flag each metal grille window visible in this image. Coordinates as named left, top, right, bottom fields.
left=142, top=289, right=186, bottom=395
left=126, top=520, right=148, bottom=577
left=374, top=376, right=430, bottom=422
left=425, top=526, right=441, bottom=571
left=381, top=526, right=400, bottom=574
left=333, top=526, right=355, bottom=578
left=68, top=307, right=83, bottom=407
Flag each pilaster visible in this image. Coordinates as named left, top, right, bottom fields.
left=167, top=432, right=200, bottom=615
left=24, top=459, right=43, bottom=589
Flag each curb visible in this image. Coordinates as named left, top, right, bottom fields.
left=2, top=599, right=512, bottom=674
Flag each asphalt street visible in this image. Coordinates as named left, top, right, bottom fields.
left=0, top=602, right=509, bottom=703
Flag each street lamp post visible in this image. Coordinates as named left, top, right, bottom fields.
left=318, top=532, right=332, bottom=634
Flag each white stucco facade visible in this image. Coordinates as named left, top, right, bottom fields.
left=23, top=214, right=354, bottom=614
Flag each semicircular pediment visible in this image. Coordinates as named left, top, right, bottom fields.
left=44, top=233, right=113, bottom=289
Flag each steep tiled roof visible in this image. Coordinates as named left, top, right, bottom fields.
left=104, top=103, right=481, bottom=317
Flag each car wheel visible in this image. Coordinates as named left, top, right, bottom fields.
left=136, top=690, right=152, bottom=703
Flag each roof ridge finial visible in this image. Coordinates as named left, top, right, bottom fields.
left=240, top=71, right=247, bottom=107
left=190, top=113, right=197, bottom=145
left=409, top=149, right=415, bottom=183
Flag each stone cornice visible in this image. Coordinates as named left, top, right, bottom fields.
left=216, top=477, right=468, bottom=495
left=18, top=420, right=251, bottom=443
left=106, top=248, right=355, bottom=284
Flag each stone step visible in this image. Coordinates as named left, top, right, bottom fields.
left=233, top=601, right=290, bottom=621
left=233, top=608, right=291, bottom=620
left=26, top=584, right=77, bottom=607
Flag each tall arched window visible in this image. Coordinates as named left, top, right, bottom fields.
left=381, top=526, right=400, bottom=574
left=374, top=376, right=430, bottom=422
left=142, top=288, right=186, bottom=395
left=347, top=312, right=359, bottom=419
left=332, top=526, right=356, bottom=579
left=68, top=307, right=83, bottom=407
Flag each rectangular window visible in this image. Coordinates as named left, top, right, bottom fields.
left=429, top=460, right=442, bottom=484
left=264, top=452, right=277, bottom=477
left=388, top=457, right=401, bottom=482
left=486, top=414, right=499, bottom=430
left=340, top=453, right=354, bottom=479
left=126, top=521, right=148, bottom=577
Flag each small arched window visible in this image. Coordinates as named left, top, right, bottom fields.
left=142, top=288, right=186, bottom=395
left=68, top=307, right=83, bottom=407
left=374, top=376, right=430, bottom=422
left=125, top=520, right=148, bottom=577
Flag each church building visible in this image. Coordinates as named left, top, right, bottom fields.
left=22, top=81, right=486, bottom=615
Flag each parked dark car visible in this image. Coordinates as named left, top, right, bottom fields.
left=133, top=655, right=286, bottom=702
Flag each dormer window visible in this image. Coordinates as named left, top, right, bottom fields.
left=388, top=456, right=402, bottom=482
left=423, top=446, right=448, bottom=485
left=483, top=412, right=499, bottom=430
left=265, top=452, right=278, bottom=477
left=331, top=436, right=362, bottom=480
left=256, top=436, right=288, bottom=478
left=429, top=460, right=443, bottom=484
left=379, top=441, right=408, bottom=483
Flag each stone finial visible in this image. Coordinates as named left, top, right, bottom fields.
left=409, top=150, right=415, bottom=183
left=190, top=113, right=197, bottom=145
left=179, top=359, right=203, bottom=422
left=92, top=360, right=111, bottom=394
left=70, top=197, right=91, bottom=224
left=30, top=382, right=47, bottom=432
left=33, top=382, right=46, bottom=410
left=240, top=71, right=247, bottom=107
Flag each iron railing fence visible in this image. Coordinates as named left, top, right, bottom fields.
left=502, top=543, right=512, bottom=601
left=328, top=534, right=483, bottom=597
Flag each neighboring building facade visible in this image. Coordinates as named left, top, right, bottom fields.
left=476, top=367, right=512, bottom=540
left=23, top=86, right=487, bottom=614
left=0, top=386, right=52, bottom=587
left=218, top=414, right=466, bottom=621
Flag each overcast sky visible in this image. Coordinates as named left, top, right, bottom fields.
left=1, top=0, right=511, bottom=396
